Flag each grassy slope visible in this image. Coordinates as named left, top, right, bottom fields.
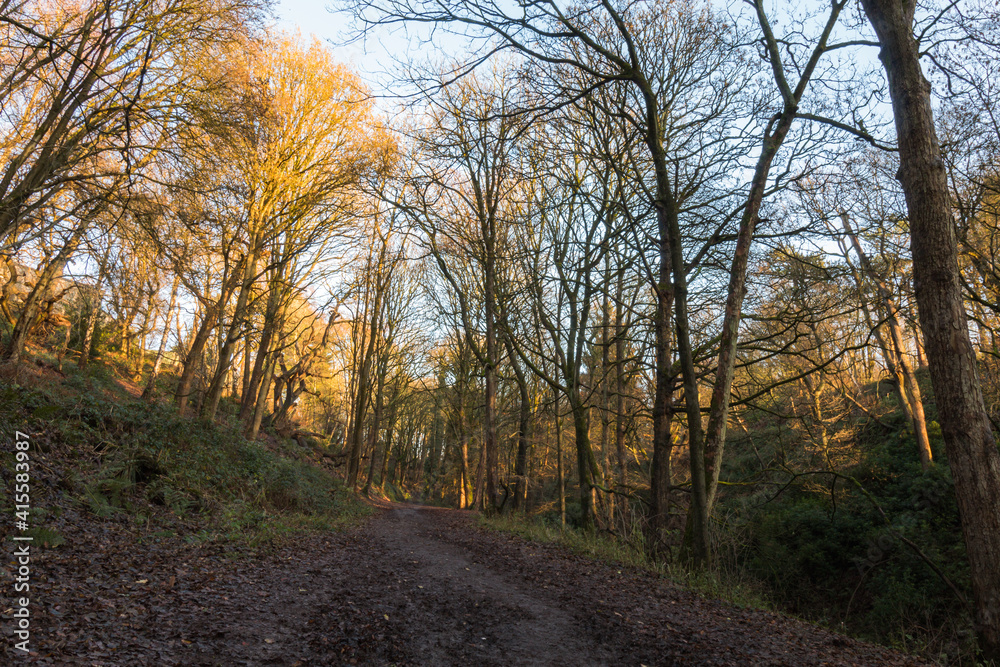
left=0, top=357, right=372, bottom=552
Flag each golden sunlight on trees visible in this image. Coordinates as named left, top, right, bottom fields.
left=7, top=0, right=1000, bottom=661
left=169, top=34, right=394, bottom=423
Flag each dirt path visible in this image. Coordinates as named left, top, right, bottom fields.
left=8, top=503, right=931, bottom=666
left=350, top=505, right=621, bottom=665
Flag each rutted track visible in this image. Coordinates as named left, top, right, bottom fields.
left=9, top=503, right=931, bottom=666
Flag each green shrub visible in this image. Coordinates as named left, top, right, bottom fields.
left=1, top=381, right=371, bottom=547
left=729, top=417, right=973, bottom=661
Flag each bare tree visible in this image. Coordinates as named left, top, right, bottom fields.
left=860, top=0, right=1000, bottom=657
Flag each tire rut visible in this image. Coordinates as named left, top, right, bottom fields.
left=370, top=506, right=623, bottom=666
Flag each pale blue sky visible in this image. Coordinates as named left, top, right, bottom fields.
left=274, top=0, right=445, bottom=98
left=275, top=4, right=359, bottom=55
left=274, top=1, right=387, bottom=73
left=274, top=0, right=481, bottom=99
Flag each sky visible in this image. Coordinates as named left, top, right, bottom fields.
left=274, top=2, right=381, bottom=69
left=274, top=0, right=481, bottom=100
left=275, top=0, right=429, bottom=98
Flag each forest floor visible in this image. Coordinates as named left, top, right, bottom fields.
left=4, top=501, right=933, bottom=666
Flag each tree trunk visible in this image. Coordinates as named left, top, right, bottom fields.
left=241, top=337, right=254, bottom=401
left=0, top=257, right=20, bottom=327
left=175, top=303, right=220, bottom=417
left=119, top=299, right=139, bottom=361
left=836, top=230, right=914, bottom=424
left=503, top=335, right=531, bottom=511
left=861, top=0, right=1000, bottom=657
left=348, top=291, right=382, bottom=489
left=240, top=292, right=280, bottom=424
left=424, top=375, right=445, bottom=499
left=801, top=374, right=832, bottom=468
left=247, top=350, right=277, bottom=440
left=231, top=345, right=242, bottom=398
left=694, top=0, right=849, bottom=564
left=600, top=288, right=613, bottom=527
left=483, top=267, right=499, bottom=511
left=554, top=384, right=565, bottom=528
left=648, top=198, right=676, bottom=555
left=636, top=75, right=707, bottom=562
left=459, top=434, right=470, bottom=508
left=362, top=363, right=386, bottom=494
left=451, top=335, right=472, bottom=508
left=638, top=70, right=689, bottom=558
left=203, top=248, right=258, bottom=420
left=142, top=274, right=180, bottom=400
left=614, top=283, right=629, bottom=524
left=570, top=391, right=601, bottom=532
left=841, top=212, right=933, bottom=468
left=378, top=399, right=397, bottom=492
left=473, top=436, right=486, bottom=511
left=702, top=118, right=795, bottom=518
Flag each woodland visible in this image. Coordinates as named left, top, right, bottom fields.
left=2, top=0, right=1000, bottom=664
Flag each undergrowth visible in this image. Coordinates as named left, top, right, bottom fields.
left=714, top=368, right=981, bottom=665
left=0, top=372, right=371, bottom=549
left=478, top=513, right=772, bottom=612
